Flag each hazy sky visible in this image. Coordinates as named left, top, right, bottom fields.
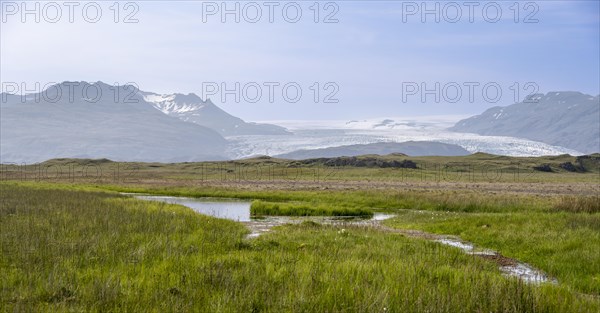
left=1, top=1, right=598, bottom=121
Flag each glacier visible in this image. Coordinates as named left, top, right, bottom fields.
left=225, top=117, right=583, bottom=159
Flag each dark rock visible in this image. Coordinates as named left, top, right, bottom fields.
left=319, top=156, right=417, bottom=168
left=559, top=162, right=584, bottom=172
left=533, top=164, right=553, bottom=172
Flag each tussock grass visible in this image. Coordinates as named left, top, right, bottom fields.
left=553, top=195, right=600, bottom=213
left=250, top=200, right=373, bottom=217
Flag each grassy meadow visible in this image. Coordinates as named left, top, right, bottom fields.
left=250, top=200, right=374, bottom=217
left=385, top=210, right=600, bottom=295
left=2, top=153, right=599, bottom=185
left=1, top=154, right=599, bottom=311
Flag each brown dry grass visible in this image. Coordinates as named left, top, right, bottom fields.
left=554, top=195, right=600, bottom=213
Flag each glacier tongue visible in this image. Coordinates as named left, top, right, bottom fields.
left=225, top=118, right=582, bottom=159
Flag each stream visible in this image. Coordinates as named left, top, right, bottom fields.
left=128, top=193, right=556, bottom=285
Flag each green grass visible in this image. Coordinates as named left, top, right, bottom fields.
left=94, top=183, right=556, bottom=213
left=385, top=210, right=600, bottom=295
left=0, top=183, right=247, bottom=311
left=2, top=179, right=565, bottom=216
left=250, top=200, right=373, bottom=217
left=1, top=183, right=599, bottom=312
left=6, top=179, right=593, bottom=216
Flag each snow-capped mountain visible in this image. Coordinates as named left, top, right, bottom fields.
left=0, top=82, right=228, bottom=163
left=449, top=92, right=600, bottom=154
left=140, top=91, right=290, bottom=136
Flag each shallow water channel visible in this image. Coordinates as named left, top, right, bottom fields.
left=128, top=194, right=556, bottom=285
left=127, top=193, right=390, bottom=237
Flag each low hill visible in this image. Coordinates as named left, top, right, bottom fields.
left=274, top=141, right=470, bottom=159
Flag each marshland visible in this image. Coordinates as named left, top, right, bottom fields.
left=1, top=153, right=599, bottom=312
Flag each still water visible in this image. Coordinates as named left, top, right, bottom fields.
left=130, top=195, right=252, bottom=221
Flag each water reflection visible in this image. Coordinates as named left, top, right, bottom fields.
left=130, top=195, right=252, bottom=222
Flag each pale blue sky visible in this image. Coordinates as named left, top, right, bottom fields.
left=1, top=1, right=598, bottom=120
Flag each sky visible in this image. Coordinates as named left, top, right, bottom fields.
left=1, top=0, right=599, bottom=121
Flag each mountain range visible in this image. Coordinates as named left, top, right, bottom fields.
left=1, top=82, right=296, bottom=163
left=449, top=92, right=600, bottom=154
left=1, top=82, right=228, bottom=163
left=1, top=82, right=597, bottom=163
